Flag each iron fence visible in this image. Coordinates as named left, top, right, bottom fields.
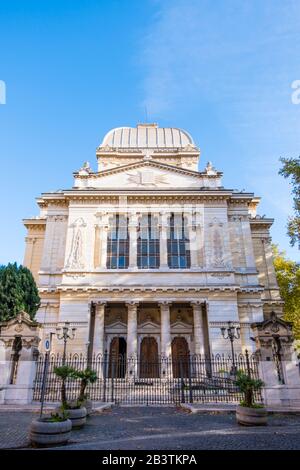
left=33, top=351, right=262, bottom=405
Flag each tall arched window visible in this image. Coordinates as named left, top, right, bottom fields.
left=137, top=213, right=160, bottom=269
left=107, top=214, right=129, bottom=269
left=167, top=213, right=190, bottom=268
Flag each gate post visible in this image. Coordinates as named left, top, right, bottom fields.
left=251, top=313, right=300, bottom=408
left=0, top=311, right=41, bottom=405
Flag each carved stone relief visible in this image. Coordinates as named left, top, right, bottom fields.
left=66, top=218, right=86, bottom=269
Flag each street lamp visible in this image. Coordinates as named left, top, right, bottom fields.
left=220, top=321, right=240, bottom=374
left=56, top=321, right=76, bottom=365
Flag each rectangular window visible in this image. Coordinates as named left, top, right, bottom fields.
left=167, top=213, right=190, bottom=269
left=106, top=214, right=129, bottom=269
left=137, top=214, right=160, bottom=269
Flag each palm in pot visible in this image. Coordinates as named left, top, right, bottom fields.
left=74, top=368, right=98, bottom=415
left=235, top=371, right=266, bottom=426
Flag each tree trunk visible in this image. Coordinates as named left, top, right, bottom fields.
left=61, top=379, right=67, bottom=408
left=245, top=388, right=253, bottom=407
left=79, top=380, right=87, bottom=402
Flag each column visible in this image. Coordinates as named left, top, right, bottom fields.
left=191, top=302, right=205, bottom=355
left=126, top=302, right=138, bottom=358
left=159, top=212, right=169, bottom=268
left=100, top=214, right=108, bottom=269
left=160, top=302, right=172, bottom=357
left=93, top=302, right=105, bottom=356
left=129, top=212, right=137, bottom=268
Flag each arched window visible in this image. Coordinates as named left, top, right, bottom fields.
left=167, top=213, right=190, bottom=268
left=107, top=214, right=129, bottom=269
left=137, top=214, right=160, bottom=269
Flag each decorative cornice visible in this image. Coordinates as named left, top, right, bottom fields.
left=39, top=285, right=242, bottom=295
left=74, top=159, right=222, bottom=181
left=23, top=218, right=46, bottom=230
left=249, top=217, right=274, bottom=229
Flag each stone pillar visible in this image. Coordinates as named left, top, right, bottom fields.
left=159, top=212, right=169, bottom=268
left=160, top=302, right=172, bottom=357
left=191, top=302, right=205, bottom=355
left=251, top=313, right=300, bottom=408
left=93, top=302, right=105, bottom=356
left=129, top=212, right=137, bottom=268
left=0, top=312, right=41, bottom=405
left=126, top=302, right=138, bottom=358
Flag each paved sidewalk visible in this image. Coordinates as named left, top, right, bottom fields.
left=181, top=403, right=300, bottom=414
left=0, top=402, right=112, bottom=414
left=1, top=406, right=300, bottom=450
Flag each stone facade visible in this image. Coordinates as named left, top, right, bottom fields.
left=23, top=123, right=283, bottom=361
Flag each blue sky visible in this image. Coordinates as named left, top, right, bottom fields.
left=0, top=0, right=299, bottom=264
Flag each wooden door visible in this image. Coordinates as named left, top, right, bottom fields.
left=140, top=337, right=159, bottom=378
left=108, top=337, right=126, bottom=378
left=172, top=337, right=190, bottom=378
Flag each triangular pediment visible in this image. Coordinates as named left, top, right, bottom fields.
left=138, top=320, right=160, bottom=333
left=77, top=160, right=208, bottom=189
left=105, top=320, right=127, bottom=332
left=171, top=320, right=193, bottom=333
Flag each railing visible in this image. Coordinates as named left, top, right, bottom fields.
left=33, top=351, right=262, bottom=405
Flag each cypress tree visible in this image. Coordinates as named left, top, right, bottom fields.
left=0, top=263, right=40, bottom=321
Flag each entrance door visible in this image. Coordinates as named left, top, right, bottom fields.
left=171, top=337, right=190, bottom=378
left=139, top=337, right=159, bottom=378
left=108, top=337, right=127, bottom=378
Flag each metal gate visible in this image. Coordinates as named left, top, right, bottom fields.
left=33, top=351, right=262, bottom=405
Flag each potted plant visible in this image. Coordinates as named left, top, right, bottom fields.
left=54, top=365, right=87, bottom=429
left=29, top=365, right=75, bottom=447
left=73, top=368, right=98, bottom=416
left=235, top=371, right=267, bottom=426
left=30, top=409, right=72, bottom=447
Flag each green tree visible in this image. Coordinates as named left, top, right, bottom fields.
left=272, top=246, right=300, bottom=340
left=279, top=156, right=300, bottom=248
left=0, top=262, right=40, bottom=321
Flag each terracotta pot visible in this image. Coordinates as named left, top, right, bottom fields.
left=236, top=404, right=267, bottom=426
left=30, top=418, right=72, bottom=447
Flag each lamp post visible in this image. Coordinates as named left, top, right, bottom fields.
left=56, top=321, right=76, bottom=365
left=220, top=321, right=240, bottom=374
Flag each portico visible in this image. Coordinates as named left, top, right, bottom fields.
left=91, top=300, right=208, bottom=362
